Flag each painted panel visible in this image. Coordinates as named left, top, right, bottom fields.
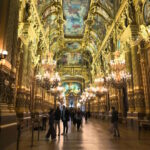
left=58, top=53, right=84, bottom=65
left=63, top=82, right=82, bottom=95
left=63, top=0, right=90, bottom=36
left=65, top=42, right=81, bottom=50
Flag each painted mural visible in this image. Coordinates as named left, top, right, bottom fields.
left=58, top=53, right=84, bottom=65
left=63, top=82, right=82, bottom=95
left=66, top=42, right=81, bottom=50
left=92, top=16, right=106, bottom=41
left=63, top=0, right=90, bottom=36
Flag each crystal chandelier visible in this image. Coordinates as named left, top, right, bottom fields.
left=50, top=86, right=64, bottom=95
left=35, top=71, right=51, bottom=90
left=94, top=77, right=105, bottom=86
left=50, top=72, right=61, bottom=88
left=42, top=57, right=56, bottom=72
left=106, top=58, right=131, bottom=86
left=90, top=86, right=108, bottom=97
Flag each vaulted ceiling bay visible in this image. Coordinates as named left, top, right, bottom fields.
left=36, top=0, right=114, bottom=96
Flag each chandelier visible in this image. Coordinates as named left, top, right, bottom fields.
left=35, top=71, right=51, bottom=90
left=35, top=71, right=61, bottom=90
left=50, top=86, right=64, bottom=96
left=50, top=72, right=61, bottom=88
left=42, top=57, right=56, bottom=72
left=91, top=86, right=108, bottom=97
left=80, top=91, right=96, bottom=103
left=106, top=57, right=131, bottom=87
left=94, top=77, right=105, bottom=86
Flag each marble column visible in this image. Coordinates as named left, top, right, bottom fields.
left=131, top=45, right=145, bottom=117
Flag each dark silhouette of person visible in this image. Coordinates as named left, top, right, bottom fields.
left=46, top=109, right=56, bottom=140
left=76, top=109, right=82, bottom=131
left=55, top=106, right=61, bottom=136
left=61, top=105, right=69, bottom=135
left=73, top=109, right=77, bottom=126
left=85, top=111, right=88, bottom=123
left=111, top=107, right=120, bottom=137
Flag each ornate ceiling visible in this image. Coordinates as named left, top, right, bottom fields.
left=35, top=0, right=114, bottom=87
left=63, top=0, right=90, bottom=37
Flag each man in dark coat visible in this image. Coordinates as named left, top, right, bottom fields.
left=61, top=105, right=69, bottom=135
left=55, top=106, right=61, bottom=136
left=111, top=107, right=120, bottom=137
left=46, top=109, right=56, bottom=140
left=76, top=109, right=82, bottom=131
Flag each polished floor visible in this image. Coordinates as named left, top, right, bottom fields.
left=6, top=119, right=150, bottom=150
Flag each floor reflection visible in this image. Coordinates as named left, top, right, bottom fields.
left=6, top=119, right=150, bottom=150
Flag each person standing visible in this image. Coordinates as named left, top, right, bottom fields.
left=61, top=105, right=69, bottom=135
left=46, top=109, right=56, bottom=140
left=55, top=106, right=61, bottom=136
left=111, top=107, right=120, bottom=137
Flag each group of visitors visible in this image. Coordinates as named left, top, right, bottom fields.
left=45, top=105, right=87, bottom=141
left=45, top=105, right=120, bottom=141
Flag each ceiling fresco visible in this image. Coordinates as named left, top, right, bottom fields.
left=35, top=0, right=114, bottom=83
left=63, top=0, right=90, bottom=37
left=57, top=53, right=85, bottom=66
left=62, top=82, right=82, bottom=95
left=65, top=42, right=81, bottom=50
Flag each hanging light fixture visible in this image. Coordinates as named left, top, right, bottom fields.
left=50, top=72, right=61, bottom=87
left=105, top=18, right=131, bottom=87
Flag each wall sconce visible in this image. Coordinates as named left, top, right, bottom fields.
left=0, top=49, right=8, bottom=60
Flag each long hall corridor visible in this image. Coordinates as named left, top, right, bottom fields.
left=1, top=0, right=150, bottom=149
left=6, top=119, right=150, bottom=150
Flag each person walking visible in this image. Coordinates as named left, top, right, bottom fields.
left=61, top=105, right=69, bottom=135
left=85, top=111, right=88, bottom=123
left=111, top=107, right=120, bottom=137
left=73, top=109, right=77, bottom=126
left=76, top=109, right=82, bottom=131
left=46, top=109, right=56, bottom=140
left=55, top=106, right=61, bottom=136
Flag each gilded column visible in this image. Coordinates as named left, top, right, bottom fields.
left=139, top=41, right=150, bottom=118
left=131, top=45, right=145, bottom=117
left=16, top=42, right=29, bottom=114
left=125, top=48, right=135, bottom=115
left=25, top=43, right=33, bottom=113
